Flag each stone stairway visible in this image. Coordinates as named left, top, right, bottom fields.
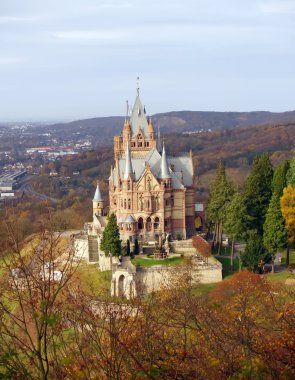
left=88, top=236, right=99, bottom=262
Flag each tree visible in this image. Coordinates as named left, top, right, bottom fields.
left=100, top=213, right=121, bottom=259
left=263, top=162, right=289, bottom=270
left=272, top=160, right=289, bottom=194
left=224, top=191, right=251, bottom=272
left=240, top=231, right=267, bottom=273
left=0, top=218, right=76, bottom=379
left=126, top=239, right=131, bottom=256
left=244, top=153, right=273, bottom=235
left=134, top=239, right=139, bottom=255
left=263, top=194, right=287, bottom=272
left=280, top=184, right=295, bottom=266
left=287, top=153, right=295, bottom=186
left=207, top=161, right=234, bottom=255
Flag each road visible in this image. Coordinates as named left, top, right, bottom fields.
left=19, top=182, right=60, bottom=203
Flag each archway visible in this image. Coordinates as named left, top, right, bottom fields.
left=146, top=217, right=152, bottom=231
left=138, top=217, right=144, bottom=230
left=118, top=274, right=125, bottom=298
left=154, top=217, right=160, bottom=230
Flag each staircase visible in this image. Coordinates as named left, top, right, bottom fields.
left=88, top=236, right=99, bottom=262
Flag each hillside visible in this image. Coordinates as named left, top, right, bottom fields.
left=35, top=121, right=295, bottom=202
left=47, top=110, right=295, bottom=147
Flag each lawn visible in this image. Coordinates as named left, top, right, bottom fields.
left=280, top=249, right=295, bottom=266
left=74, top=263, right=111, bottom=296
left=266, top=271, right=295, bottom=283
left=132, top=256, right=183, bottom=267
left=214, top=256, right=242, bottom=278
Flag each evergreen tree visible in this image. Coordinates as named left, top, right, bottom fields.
left=134, top=239, right=140, bottom=255
left=241, top=231, right=267, bottom=273
left=207, top=161, right=234, bottom=255
left=272, top=160, right=289, bottom=194
left=286, top=153, right=295, bottom=186
left=100, top=213, right=121, bottom=258
left=224, top=191, right=251, bottom=272
left=263, top=194, right=287, bottom=271
left=244, top=153, right=273, bottom=235
left=263, top=161, right=288, bottom=270
left=126, top=239, right=131, bottom=256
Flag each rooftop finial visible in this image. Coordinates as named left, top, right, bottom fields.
left=136, top=76, right=140, bottom=96
left=126, top=100, right=129, bottom=120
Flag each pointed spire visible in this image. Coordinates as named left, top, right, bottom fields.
left=157, top=127, right=162, bottom=153
left=159, top=143, right=170, bottom=179
left=124, top=142, right=134, bottom=180
left=93, top=181, right=103, bottom=201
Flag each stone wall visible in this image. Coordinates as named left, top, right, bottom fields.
left=74, top=237, right=88, bottom=261
left=111, top=255, right=222, bottom=299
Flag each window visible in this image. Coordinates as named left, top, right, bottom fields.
left=127, top=181, right=131, bottom=190
left=171, top=195, right=174, bottom=207
left=154, top=217, right=159, bottom=230
left=138, top=217, right=144, bottom=230
left=146, top=217, right=152, bottom=231
left=128, top=199, right=131, bottom=210
left=124, top=199, right=127, bottom=209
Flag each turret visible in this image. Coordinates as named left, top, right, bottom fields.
left=147, top=117, right=155, bottom=140
left=93, top=181, right=104, bottom=217
left=159, top=143, right=171, bottom=188
left=123, top=118, right=131, bottom=142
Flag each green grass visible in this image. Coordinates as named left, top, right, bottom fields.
left=214, top=256, right=241, bottom=278
left=191, top=282, right=219, bottom=296
left=132, top=256, right=183, bottom=267
left=266, top=271, right=295, bottom=283
left=281, top=249, right=295, bottom=266
left=74, top=263, right=111, bottom=296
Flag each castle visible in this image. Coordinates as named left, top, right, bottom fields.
left=74, top=87, right=222, bottom=296
left=92, top=88, right=195, bottom=243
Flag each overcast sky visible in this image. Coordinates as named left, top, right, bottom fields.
left=1, top=0, right=295, bottom=121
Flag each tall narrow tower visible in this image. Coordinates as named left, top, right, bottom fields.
left=93, top=181, right=104, bottom=218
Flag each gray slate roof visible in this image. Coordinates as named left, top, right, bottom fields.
left=93, top=182, right=103, bottom=201
left=112, top=148, right=193, bottom=190
left=130, top=95, right=149, bottom=138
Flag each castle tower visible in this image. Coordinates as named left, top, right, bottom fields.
left=114, top=89, right=157, bottom=160
left=93, top=181, right=104, bottom=217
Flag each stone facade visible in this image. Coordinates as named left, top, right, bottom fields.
left=109, top=91, right=195, bottom=243
left=111, top=253, right=222, bottom=299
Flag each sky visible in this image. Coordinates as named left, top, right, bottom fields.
left=0, top=0, right=295, bottom=121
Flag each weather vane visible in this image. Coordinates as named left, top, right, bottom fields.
left=136, top=76, right=140, bottom=96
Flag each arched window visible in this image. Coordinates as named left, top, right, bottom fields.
left=127, top=181, right=131, bottom=190
left=124, top=199, right=127, bottom=209
left=138, top=217, right=144, bottom=230
left=154, top=217, right=159, bottom=230
left=146, top=217, right=152, bottom=231
left=128, top=199, right=131, bottom=210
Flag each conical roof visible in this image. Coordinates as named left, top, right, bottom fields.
left=159, top=143, right=170, bottom=179
left=93, top=181, right=103, bottom=201
left=124, top=142, right=134, bottom=180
